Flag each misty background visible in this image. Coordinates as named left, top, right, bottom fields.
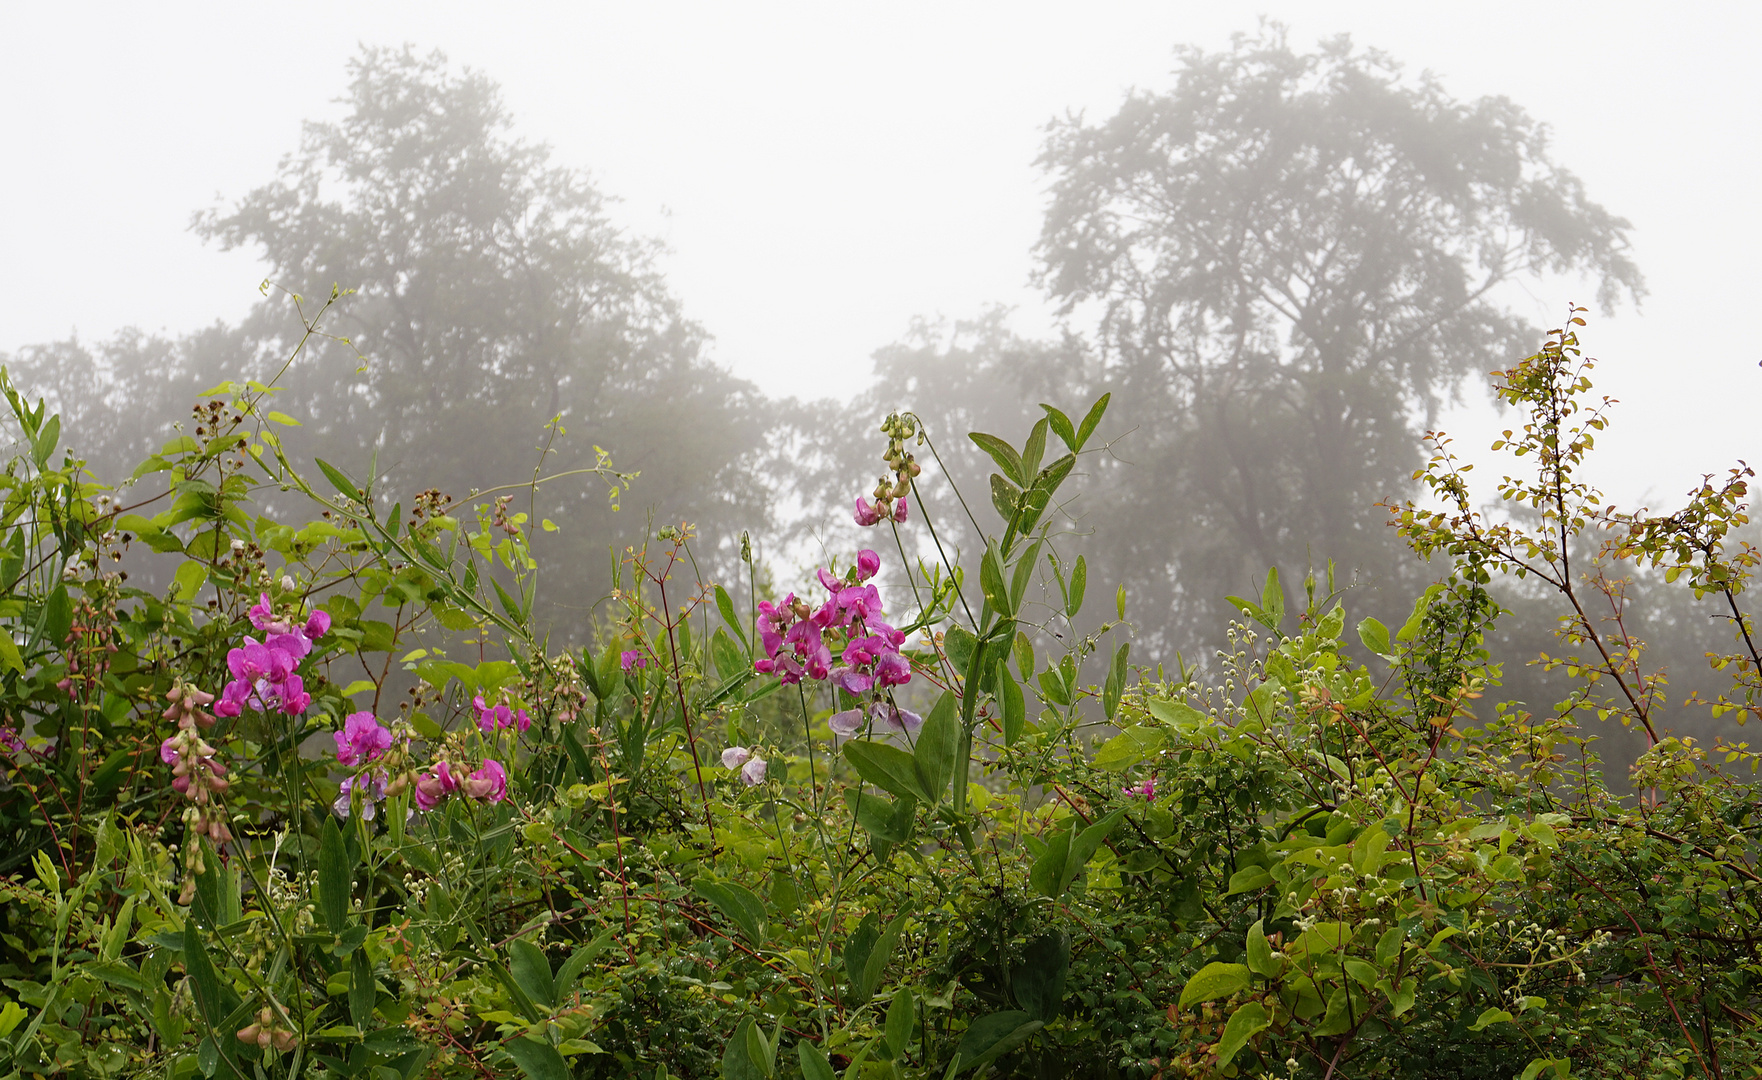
left=4, top=3, right=1759, bottom=763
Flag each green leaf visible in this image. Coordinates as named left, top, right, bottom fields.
left=1226, top=864, right=1274, bottom=895
left=715, top=585, right=749, bottom=649
left=854, top=913, right=909, bottom=1002
left=989, top=473, right=1021, bottom=525
left=504, top=1036, right=572, bottom=1080
left=1020, top=418, right=1049, bottom=481
left=1074, top=393, right=1110, bottom=451
left=1260, top=567, right=1285, bottom=630
left=944, top=624, right=977, bottom=675
left=1356, top=616, right=1391, bottom=656
left=1102, top=642, right=1130, bottom=720
left=913, top=691, right=960, bottom=803
left=1059, top=808, right=1125, bottom=897
left=171, top=560, right=208, bottom=603
left=1146, top=697, right=1209, bottom=730
left=844, top=740, right=931, bottom=802
left=843, top=788, right=917, bottom=844
left=43, top=583, right=72, bottom=648
left=553, top=930, right=614, bottom=1002
left=1179, top=962, right=1251, bottom=1008
left=1012, top=931, right=1069, bottom=1021
left=1519, top=1058, right=1570, bottom=1080
left=694, top=879, right=768, bottom=943
left=955, top=1011, right=1042, bottom=1074
left=509, top=938, right=556, bottom=1010
left=0, top=634, right=23, bottom=675
left=1469, top=1007, right=1514, bottom=1032
left=882, top=990, right=915, bottom=1060
left=1039, top=404, right=1077, bottom=451
left=744, top=1019, right=775, bottom=1077
left=1067, top=556, right=1087, bottom=618
left=182, top=920, right=239, bottom=1028
left=711, top=628, right=745, bottom=682
left=980, top=541, right=1011, bottom=616
left=1397, top=583, right=1444, bottom=643
left=1012, top=631, right=1033, bottom=678
left=1092, top=725, right=1164, bottom=771
left=31, top=412, right=60, bottom=469
left=1029, top=829, right=1072, bottom=898
left=796, top=1040, right=836, bottom=1080
left=844, top=914, right=880, bottom=996
left=1246, top=921, right=1282, bottom=978
left=317, top=816, right=353, bottom=933
left=315, top=457, right=363, bottom=504
left=1215, top=1002, right=1270, bottom=1067
left=969, top=433, right=1023, bottom=485
left=999, top=665, right=1025, bottom=746
left=349, top=946, right=375, bottom=1029
left=1008, top=539, right=1041, bottom=614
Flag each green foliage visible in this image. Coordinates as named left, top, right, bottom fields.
left=0, top=302, right=1755, bottom=1080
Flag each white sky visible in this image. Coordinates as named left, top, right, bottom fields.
left=3, top=2, right=1757, bottom=511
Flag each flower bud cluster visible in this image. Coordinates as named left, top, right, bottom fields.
left=159, top=688, right=233, bottom=902
left=854, top=413, right=920, bottom=526
left=237, top=1006, right=297, bottom=1053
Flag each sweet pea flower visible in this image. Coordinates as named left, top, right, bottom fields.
left=333, top=772, right=388, bottom=820
left=856, top=549, right=881, bottom=581
left=620, top=649, right=649, bottom=671
left=721, top=746, right=753, bottom=770
left=892, top=497, right=908, bottom=523
left=413, top=761, right=459, bottom=811
left=854, top=497, right=883, bottom=526
left=1122, top=777, right=1156, bottom=800
left=740, top=756, right=768, bottom=786
left=462, top=759, right=508, bottom=802
left=828, top=709, right=865, bottom=737
left=830, top=666, right=872, bottom=696
left=333, top=711, right=392, bottom=766
left=875, top=704, right=924, bottom=735
left=303, top=609, right=331, bottom=642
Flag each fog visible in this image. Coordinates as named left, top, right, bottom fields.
left=4, top=2, right=1760, bottom=760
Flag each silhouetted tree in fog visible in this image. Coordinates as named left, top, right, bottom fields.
left=1027, top=26, right=1645, bottom=649
left=186, top=46, right=770, bottom=637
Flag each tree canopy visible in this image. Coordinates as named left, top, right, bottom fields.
left=1030, top=27, right=1643, bottom=649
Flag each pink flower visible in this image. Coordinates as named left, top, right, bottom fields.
left=830, top=666, right=872, bottom=695
left=334, top=711, right=391, bottom=766
left=160, top=736, right=180, bottom=765
left=854, top=497, right=883, bottom=526
left=876, top=704, right=924, bottom=735
left=333, top=773, right=387, bottom=820
left=721, top=746, right=753, bottom=770
left=303, top=609, right=331, bottom=641
left=856, top=549, right=880, bottom=581
left=1122, top=777, right=1156, bottom=800
left=462, top=759, right=508, bottom=802
left=413, top=761, right=459, bottom=812
left=740, top=756, right=768, bottom=786
left=892, top=497, right=908, bottom=523
left=828, top=709, right=865, bottom=737
left=620, top=649, right=648, bottom=671
left=247, top=593, right=278, bottom=632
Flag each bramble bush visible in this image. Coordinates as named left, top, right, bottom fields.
left=0, top=298, right=1756, bottom=1080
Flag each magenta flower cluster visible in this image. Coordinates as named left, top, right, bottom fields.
left=473, top=693, right=531, bottom=735
left=215, top=594, right=330, bottom=719
left=329, top=706, right=509, bottom=819
left=754, top=549, right=909, bottom=692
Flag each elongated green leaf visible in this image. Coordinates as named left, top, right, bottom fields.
left=715, top=584, right=749, bottom=649
left=844, top=913, right=880, bottom=995
left=1179, top=962, right=1251, bottom=1008
left=1102, top=642, right=1130, bottom=720
left=796, top=1040, right=836, bottom=1080
left=711, top=628, right=745, bottom=682
left=989, top=473, right=1020, bottom=525
left=182, top=920, right=239, bottom=1028
left=1147, top=696, right=1209, bottom=730
left=1019, top=419, right=1048, bottom=484
left=999, top=665, right=1025, bottom=746
left=31, top=413, right=60, bottom=469
left=1058, top=808, right=1125, bottom=897
left=694, top=879, right=768, bottom=943
left=315, top=457, right=362, bottom=503
left=1029, top=829, right=1071, bottom=898
left=349, top=946, right=375, bottom=1028
left=857, top=912, right=910, bottom=1001
left=955, top=1011, right=1042, bottom=1074
left=1067, top=556, right=1087, bottom=618
left=1216, top=1001, right=1270, bottom=1067
left=883, top=990, right=915, bottom=1060
left=844, top=740, right=930, bottom=802
left=1074, top=393, right=1109, bottom=450
left=317, top=816, right=352, bottom=933
left=980, top=542, right=1011, bottom=616
left=509, top=938, right=555, bottom=1010
left=1013, top=931, right=1069, bottom=1021
left=1039, top=404, right=1077, bottom=450
left=969, top=432, right=1024, bottom=485
left=1260, top=567, right=1285, bottom=630
left=504, top=1036, right=572, bottom=1080
left=1008, top=540, right=1041, bottom=614
left=844, top=788, right=916, bottom=844
left=913, top=691, right=960, bottom=802
left=1246, top=921, right=1282, bottom=978
left=553, top=930, right=614, bottom=1003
